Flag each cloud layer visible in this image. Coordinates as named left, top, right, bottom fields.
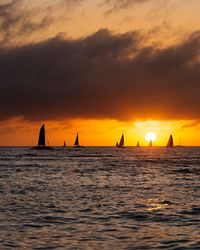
left=0, top=28, right=200, bottom=121
left=0, top=0, right=83, bottom=46
left=104, top=0, right=150, bottom=12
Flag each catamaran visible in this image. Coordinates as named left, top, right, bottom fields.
left=118, top=134, right=125, bottom=148
left=34, top=124, right=54, bottom=150
left=166, top=134, right=174, bottom=147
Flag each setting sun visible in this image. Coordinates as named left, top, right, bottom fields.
left=145, top=132, right=157, bottom=142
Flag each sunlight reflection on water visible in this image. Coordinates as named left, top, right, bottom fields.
left=146, top=199, right=169, bottom=212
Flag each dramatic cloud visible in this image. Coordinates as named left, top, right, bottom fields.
left=104, top=0, right=174, bottom=23
left=0, top=29, right=200, bottom=121
left=0, top=0, right=49, bottom=45
left=0, top=0, right=83, bottom=46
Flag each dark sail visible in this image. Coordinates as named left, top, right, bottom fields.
left=136, top=141, right=140, bottom=147
left=118, top=134, right=124, bottom=148
left=149, top=140, right=152, bottom=147
left=116, top=142, right=119, bottom=147
left=38, top=124, right=45, bottom=146
left=74, top=133, right=79, bottom=146
left=166, top=134, right=174, bottom=147
left=63, top=141, right=66, bottom=147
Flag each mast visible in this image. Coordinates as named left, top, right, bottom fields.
left=74, top=133, right=79, bottom=146
left=118, top=134, right=124, bottom=148
left=166, top=134, right=174, bottom=147
left=38, top=124, right=45, bottom=146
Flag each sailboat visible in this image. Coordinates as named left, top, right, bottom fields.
left=166, top=134, right=174, bottom=147
left=73, top=133, right=82, bottom=148
left=136, top=141, right=140, bottom=147
left=63, top=141, right=66, bottom=147
left=116, top=142, right=119, bottom=147
left=149, top=140, right=153, bottom=147
left=34, top=124, right=54, bottom=150
left=118, top=134, right=125, bottom=148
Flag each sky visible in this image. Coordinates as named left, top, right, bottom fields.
left=0, top=0, right=200, bottom=146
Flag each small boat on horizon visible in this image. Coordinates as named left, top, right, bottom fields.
left=33, top=124, right=54, bottom=150
left=136, top=141, right=140, bottom=147
left=117, top=134, right=125, bottom=148
left=73, top=133, right=82, bottom=148
left=149, top=140, right=153, bottom=147
left=63, top=141, right=66, bottom=147
left=116, top=142, right=119, bottom=147
left=166, top=134, right=174, bottom=148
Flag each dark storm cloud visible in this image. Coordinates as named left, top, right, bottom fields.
left=0, top=29, right=200, bottom=121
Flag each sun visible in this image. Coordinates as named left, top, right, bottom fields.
left=145, top=132, right=157, bottom=142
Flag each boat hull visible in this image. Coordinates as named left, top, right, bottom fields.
left=33, top=146, right=54, bottom=150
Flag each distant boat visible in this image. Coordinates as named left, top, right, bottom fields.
left=63, top=141, right=66, bottom=147
left=118, top=134, right=125, bottom=148
left=34, top=124, right=54, bottom=150
left=74, top=133, right=82, bottom=148
left=136, top=141, right=140, bottom=147
left=166, top=134, right=174, bottom=147
left=116, top=142, right=119, bottom=147
left=149, top=140, right=153, bottom=147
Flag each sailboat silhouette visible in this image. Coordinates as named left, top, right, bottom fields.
left=136, top=141, right=140, bottom=147
left=73, top=133, right=82, bottom=148
left=34, top=124, right=54, bottom=150
left=63, top=141, right=66, bottom=147
left=149, top=140, right=153, bottom=147
left=166, top=134, right=174, bottom=147
left=118, top=134, right=125, bottom=148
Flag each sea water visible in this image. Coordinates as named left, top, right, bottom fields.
left=0, top=146, right=199, bottom=249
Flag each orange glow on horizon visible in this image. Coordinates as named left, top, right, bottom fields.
left=0, top=117, right=199, bottom=146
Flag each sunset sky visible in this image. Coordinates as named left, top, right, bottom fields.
left=0, top=0, right=200, bottom=146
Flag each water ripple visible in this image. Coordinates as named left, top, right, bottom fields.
left=0, top=147, right=199, bottom=249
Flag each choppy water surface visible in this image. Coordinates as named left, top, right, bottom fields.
left=0, top=146, right=200, bottom=249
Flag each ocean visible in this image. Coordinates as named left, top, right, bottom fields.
left=0, top=146, right=199, bottom=249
